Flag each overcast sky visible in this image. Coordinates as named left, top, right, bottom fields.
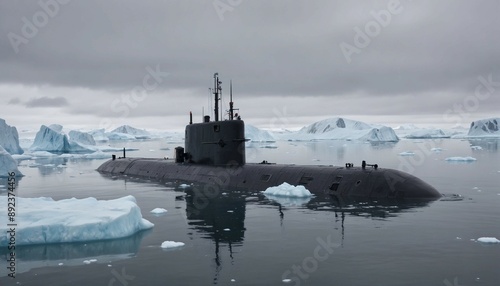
left=1, top=0, right=499, bottom=132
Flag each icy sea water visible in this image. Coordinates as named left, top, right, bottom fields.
left=1, top=138, right=499, bottom=286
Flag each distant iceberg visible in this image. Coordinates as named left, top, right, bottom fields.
left=0, top=119, right=24, bottom=154
left=0, top=145, right=23, bottom=177
left=0, top=195, right=153, bottom=246
left=280, top=117, right=399, bottom=142
left=111, top=125, right=151, bottom=139
left=467, top=118, right=500, bottom=137
left=30, top=125, right=94, bottom=153
left=404, top=129, right=449, bottom=139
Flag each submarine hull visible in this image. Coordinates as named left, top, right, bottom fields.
left=97, top=158, right=441, bottom=199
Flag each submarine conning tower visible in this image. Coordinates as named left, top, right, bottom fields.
left=181, top=73, right=247, bottom=166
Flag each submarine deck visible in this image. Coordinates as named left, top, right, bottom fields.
left=97, top=157, right=441, bottom=199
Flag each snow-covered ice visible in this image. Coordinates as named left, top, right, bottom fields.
left=161, top=241, right=185, bottom=249
left=445, top=157, right=477, bottom=162
left=476, top=237, right=500, bottom=244
left=150, top=208, right=168, bottom=214
left=0, top=195, right=153, bottom=246
left=0, top=118, right=24, bottom=154
left=0, top=145, right=23, bottom=177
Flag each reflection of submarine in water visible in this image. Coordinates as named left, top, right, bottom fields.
left=98, top=73, right=441, bottom=199
left=180, top=185, right=435, bottom=283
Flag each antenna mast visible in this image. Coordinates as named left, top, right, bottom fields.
left=229, top=80, right=234, bottom=120
left=213, top=73, right=222, bottom=122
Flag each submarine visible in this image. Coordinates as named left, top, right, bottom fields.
left=98, top=73, right=441, bottom=199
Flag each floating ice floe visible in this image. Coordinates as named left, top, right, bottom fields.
left=476, top=237, right=500, bottom=244
left=150, top=208, right=168, bottom=214
left=178, top=183, right=191, bottom=188
left=160, top=241, right=185, bottom=249
left=83, top=259, right=98, bottom=264
left=263, top=182, right=312, bottom=198
left=431, top=148, right=443, bottom=152
left=398, top=151, right=415, bottom=156
left=11, top=154, right=33, bottom=160
left=0, top=195, right=153, bottom=246
left=445, top=157, right=477, bottom=162
left=470, top=146, right=483, bottom=150
left=263, top=183, right=313, bottom=206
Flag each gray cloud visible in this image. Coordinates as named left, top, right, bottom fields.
left=25, top=96, right=69, bottom=108
left=8, top=98, right=21, bottom=105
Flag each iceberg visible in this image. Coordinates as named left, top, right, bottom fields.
left=0, top=119, right=24, bottom=154
left=467, top=118, right=500, bottom=137
left=69, top=130, right=96, bottom=146
left=245, top=125, right=276, bottom=142
left=30, top=125, right=94, bottom=153
left=281, top=117, right=399, bottom=142
left=0, top=145, right=23, bottom=177
left=0, top=195, right=153, bottom=246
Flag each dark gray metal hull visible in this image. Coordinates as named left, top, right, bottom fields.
left=97, top=158, right=441, bottom=199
